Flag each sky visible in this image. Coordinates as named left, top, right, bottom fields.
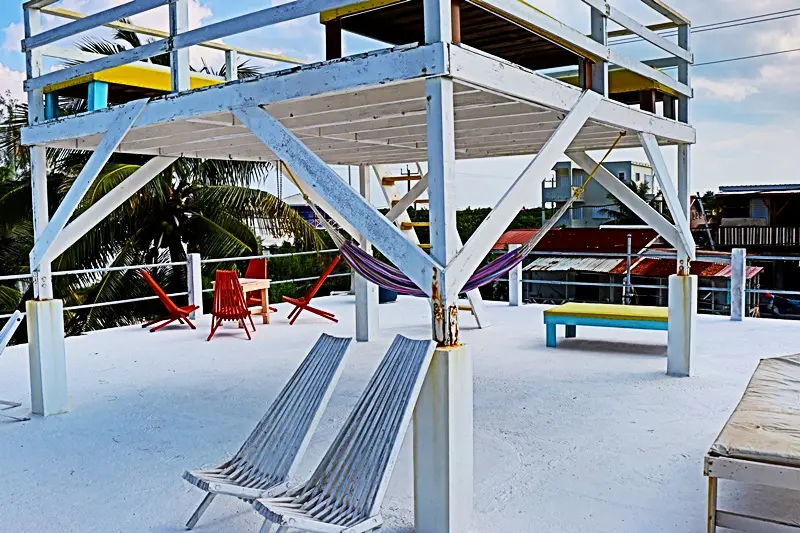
left=1, top=0, right=799, bottom=209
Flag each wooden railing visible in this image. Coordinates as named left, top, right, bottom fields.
left=718, top=226, right=800, bottom=247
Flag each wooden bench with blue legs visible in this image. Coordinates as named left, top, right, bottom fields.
left=544, top=302, right=668, bottom=347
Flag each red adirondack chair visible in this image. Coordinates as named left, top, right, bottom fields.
left=208, top=270, right=256, bottom=341
left=140, top=270, right=199, bottom=332
left=282, top=255, right=341, bottom=325
left=244, top=258, right=277, bottom=313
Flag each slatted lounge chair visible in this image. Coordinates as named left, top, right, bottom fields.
left=208, top=269, right=256, bottom=341
left=0, top=311, right=28, bottom=422
left=182, top=333, right=353, bottom=530
left=705, top=353, right=800, bottom=532
left=283, top=255, right=341, bottom=325
left=140, top=270, right=199, bottom=332
left=252, top=334, right=436, bottom=533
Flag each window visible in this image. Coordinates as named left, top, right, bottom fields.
left=618, top=172, right=626, bottom=181
left=543, top=177, right=556, bottom=189
left=573, top=207, right=584, bottom=220
left=558, top=175, right=570, bottom=188
left=635, top=172, right=640, bottom=182
left=572, top=174, right=583, bottom=187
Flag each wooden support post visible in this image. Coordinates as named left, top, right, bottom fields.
left=509, top=244, right=522, bottom=306
left=730, top=248, right=746, bottom=322
left=30, top=146, right=52, bottom=300
left=24, top=6, right=45, bottom=125
left=44, top=92, right=59, bottom=120
left=169, top=0, right=190, bottom=92
left=355, top=164, right=378, bottom=342
left=225, top=50, right=238, bottom=81
left=663, top=94, right=676, bottom=119
left=590, top=7, right=608, bottom=96
left=640, top=89, right=657, bottom=113
left=87, top=80, right=108, bottom=111
left=451, top=0, right=462, bottom=44
left=325, top=19, right=343, bottom=60
left=187, top=253, right=203, bottom=319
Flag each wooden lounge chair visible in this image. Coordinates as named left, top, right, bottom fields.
left=208, top=270, right=256, bottom=341
left=182, top=333, right=353, bottom=529
left=283, top=255, right=341, bottom=325
left=253, top=334, right=436, bottom=533
left=245, top=258, right=278, bottom=313
left=140, top=270, right=199, bottom=332
left=0, top=311, right=28, bottom=421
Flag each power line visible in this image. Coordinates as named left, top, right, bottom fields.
left=693, top=46, right=800, bottom=67
left=611, top=8, right=800, bottom=45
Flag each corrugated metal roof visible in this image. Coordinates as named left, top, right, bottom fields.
left=494, top=228, right=658, bottom=251
left=607, top=259, right=763, bottom=279
left=524, top=256, right=624, bottom=273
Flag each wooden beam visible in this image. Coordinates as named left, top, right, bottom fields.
left=568, top=151, right=682, bottom=251
left=46, top=157, right=177, bottom=264
left=641, top=0, right=691, bottom=25
left=234, top=105, right=440, bottom=295
left=385, top=175, right=429, bottom=222
left=608, top=21, right=675, bottom=39
left=639, top=132, right=695, bottom=259
left=29, top=99, right=147, bottom=271
left=451, top=0, right=462, bottom=44
left=640, top=89, right=657, bottom=113
left=22, top=0, right=169, bottom=52
left=446, top=91, right=600, bottom=296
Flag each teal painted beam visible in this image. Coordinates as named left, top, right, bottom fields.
left=87, top=81, right=108, bottom=111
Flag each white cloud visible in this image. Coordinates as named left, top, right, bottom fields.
left=0, top=63, right=25, bottom=102
left=3, top=22, right=23, bottom=52
left=693, top=77, right=760, bottom=102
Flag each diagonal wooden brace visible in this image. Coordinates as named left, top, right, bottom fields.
left=445, top=90, right=601, bottom=299
left=233, top=105, right=441, bottom=296
left=29, top=99, right=147, bottom=270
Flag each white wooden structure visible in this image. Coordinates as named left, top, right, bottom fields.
left=20, top=0, right=695, bottom=529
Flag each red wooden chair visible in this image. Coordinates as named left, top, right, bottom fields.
left=208, top=269, right=256, bottom=341
left=140, top=270, right=199, bottom=332
left=244, top=258, right=277, bottom=313
left=282, top=255, right=341, bottom=325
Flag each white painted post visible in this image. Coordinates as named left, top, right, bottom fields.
left=187, top=253, right=203, bottom=319
left=415, top=3, right=473, bottom=533
left=225, top=50, right=238, bottom=81
left=355, top=164, right=378, bottom=342
left=667, top=274, right=696, bottom=377
left=413, top=344, right=473, bottom=533
left=509, top=243, right=522, bottom=306
left=26, top=299, right=68, bottom=416
left=169, top=0, right=190, bottom=92
left=590, top=7, right=608, bottom=96
left=731, top=248, right=746, bottom=322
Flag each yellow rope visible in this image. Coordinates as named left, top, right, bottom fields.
left=573, top=131, right=627, bottom=198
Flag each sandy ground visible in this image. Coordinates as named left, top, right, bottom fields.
left=1, top=296, right=800, bottom=532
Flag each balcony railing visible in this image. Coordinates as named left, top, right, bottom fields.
left=718, top=226, right=800, bottom=247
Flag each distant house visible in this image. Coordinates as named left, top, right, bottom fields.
left=283, top=193, right=324, bottom=229
left=493, top=227, right=762, bottom=314
left=542, top=161, right=657, bottom=228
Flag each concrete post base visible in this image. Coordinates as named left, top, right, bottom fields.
left=354, top=275, right=379, bottom=342
left=26, top=299, right=68, bottom=416
left=730, top=248, right=746, bottom=322
left=667, top=275, right=697, bottom=377
left=413, top=344, right=473, bottom=533
left=508, top=244, right=522, bottom=306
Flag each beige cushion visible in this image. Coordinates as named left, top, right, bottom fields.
left=710, top=354, right=800, bottom=466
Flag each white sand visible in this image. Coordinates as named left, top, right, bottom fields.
left=1, top=296, right=799, bottom=532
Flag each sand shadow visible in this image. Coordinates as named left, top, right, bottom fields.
left=556, top=338, right=666, bottom=357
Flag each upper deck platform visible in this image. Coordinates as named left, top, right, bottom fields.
left=21, top=0, right=695, bottom=165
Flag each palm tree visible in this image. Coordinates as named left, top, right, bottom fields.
left=0, top=27, right=318, bottom=335
left=600, top=180, right=673, bottom=225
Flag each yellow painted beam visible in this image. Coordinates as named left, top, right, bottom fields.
left=42, top=62, right=221, bottom=94
left=320, top=0, right=403, bottom=23
left=557, top=67, right=680, bottom=98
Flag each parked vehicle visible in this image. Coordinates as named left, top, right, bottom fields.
left=763, top=292, right=800, bottom=317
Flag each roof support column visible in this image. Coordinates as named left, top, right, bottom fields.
left=355, top=164, right=379, bottom=342
left=415, top=3, right=472, bottom=533
left=169, top=0, right=190, bottom=92
left=590, top=7, right=608, bottom=96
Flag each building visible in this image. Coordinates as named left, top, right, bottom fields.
left=715, top=183, right=800, bottom=294
left=493, top=228, right=762, bottom=314
left=542, top=161, right=657, bottom=228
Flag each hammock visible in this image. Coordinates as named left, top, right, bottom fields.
left=282, top=132, right=625, bottom=297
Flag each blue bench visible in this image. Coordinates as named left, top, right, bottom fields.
left=544, top=302, right=668, bottom=347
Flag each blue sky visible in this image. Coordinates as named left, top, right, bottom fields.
left=2, top=0, right=800, bottom=208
